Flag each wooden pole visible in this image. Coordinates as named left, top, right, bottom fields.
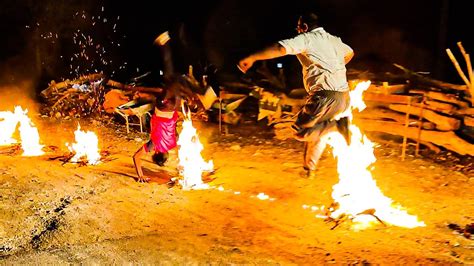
left=401, top=97, right=411, bottom=161
left=415, top=96, right=426, bottom=156
left=446, top=48, right=471, bottom=87
left=219, top=93, right=222, bottom=134
left=457, top=42, right=474, bottom=105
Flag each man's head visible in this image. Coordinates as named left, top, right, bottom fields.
left=296, top=12, right=319, bottom=33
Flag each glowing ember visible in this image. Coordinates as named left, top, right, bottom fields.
left=0, top=106, right=44, bottom=156
left=177, top=109, right=213, bottom=190
left=256, top=192, right=270, bottom=200
left=325, top=81, right=425, bottom=230
left=66, top=124, right=100, bottom=165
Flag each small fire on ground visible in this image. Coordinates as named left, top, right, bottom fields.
left=177, top=108, right=213, bottom=190
left=0, top=106, right=44, bottom=156
left=66, top=124, right=101, bottom=165
left=322, top=81, right=425, bottom=230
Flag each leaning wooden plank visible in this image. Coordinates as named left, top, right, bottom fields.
left=355, top=108, right=436, bottom=129
left=357, top=120, right=474, bottom=156
left=394, top=64, right=468, bottom=92
left=363, top=92, right=422, bottom=104
left=389, top=104, right=461, bottom=131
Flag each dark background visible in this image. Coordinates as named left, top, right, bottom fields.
left=0, top=0, right=470, bottom=91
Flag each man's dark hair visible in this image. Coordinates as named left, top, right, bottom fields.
left=299, top=12, right=319, bottom=29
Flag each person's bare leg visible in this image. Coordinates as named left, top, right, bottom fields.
left=133, top=146, right=150, bottom=182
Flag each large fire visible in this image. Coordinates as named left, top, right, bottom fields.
left=177, top=108, right=213, bottom=190
left=325, top=81, right=425, bottom=230
left=0, top=106, right=44, bottom=156
left=66, top=124, right=101, bottom=165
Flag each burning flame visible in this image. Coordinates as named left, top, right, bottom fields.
left=0, top=110, right=18, bottom=146
left=0, top=106, right=44, bottom=156
left=66, top=124, right=100, bottom=165
left=326, top=81, right=425, bottom=230
left=177, top=108, right=213, bottom=190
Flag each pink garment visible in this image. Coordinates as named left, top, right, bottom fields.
left=147, top=110, right=178, bottom=153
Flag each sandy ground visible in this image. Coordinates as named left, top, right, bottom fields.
left=0, top=116, right=473, bottom=264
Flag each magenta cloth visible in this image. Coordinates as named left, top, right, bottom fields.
left=145, top=111, right=178, bottom=153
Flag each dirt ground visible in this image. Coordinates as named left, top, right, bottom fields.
left=0, top=114, right=473, bottom=264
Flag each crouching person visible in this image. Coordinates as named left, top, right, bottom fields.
left=133, top=95, right=179, bottom=182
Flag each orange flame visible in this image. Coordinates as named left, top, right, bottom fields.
left=0, top=106, right=44, bottom=156
left=177, top=108, right=213, bottom=190
left=66, top=124, right=100, bottom=165
left=326, top=81, right=425, bottom=230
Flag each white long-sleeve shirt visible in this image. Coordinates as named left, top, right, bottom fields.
left=279, top=27, right=352, bottom=92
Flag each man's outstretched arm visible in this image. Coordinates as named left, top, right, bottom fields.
left=238, top=43, right=287, bottom=73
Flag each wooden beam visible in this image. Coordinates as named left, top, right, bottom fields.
left=457, top=108, right=474, bottom=116
left=357, top=120, right=474, bottom=156
left=413, top=100, right=457, bottom=115
left=355, top=108, right=436, bottom=129
left=389, top=104, right=460, bottom=131
left=363, top=92, right=422, bottom=104
left=106, top=80, right=163, bottom=94
left=464, top=116, right=474, bottom=127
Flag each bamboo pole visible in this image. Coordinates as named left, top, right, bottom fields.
left=446, top=48, right=471, bottom=87
left=415, top=96, right=426, bottom=157
left=457, top=42, right=474, bottom=105
left=401, top=97, right=411, bottom=161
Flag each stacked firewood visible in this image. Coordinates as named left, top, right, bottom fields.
left=40, top=74, right=165, bottom=119
left=354, top=64, right=474, bottom=156
left=40, top=74, right=107, bottom=118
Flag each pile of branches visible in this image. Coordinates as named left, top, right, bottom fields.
left=40, top=73, right=167, bottom=119
left=40, top=74, right=107, bottom=118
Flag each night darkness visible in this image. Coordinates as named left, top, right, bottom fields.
left=0, top=0, right=471, bottom=90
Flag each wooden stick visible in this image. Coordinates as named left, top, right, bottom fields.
left=219, top=97, right=222, bottom=134
left=401, top=98, right=411, bottom=161
left=446, top=49, right=471, bottom=87
left=466, top=54, right=474, bottom=105
left=457, top=42, right=474, bottom=104
left=415, top=96, right=426, bottom=156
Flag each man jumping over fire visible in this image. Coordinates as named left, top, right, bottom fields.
left=238, top=12, right=354, bottom=178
